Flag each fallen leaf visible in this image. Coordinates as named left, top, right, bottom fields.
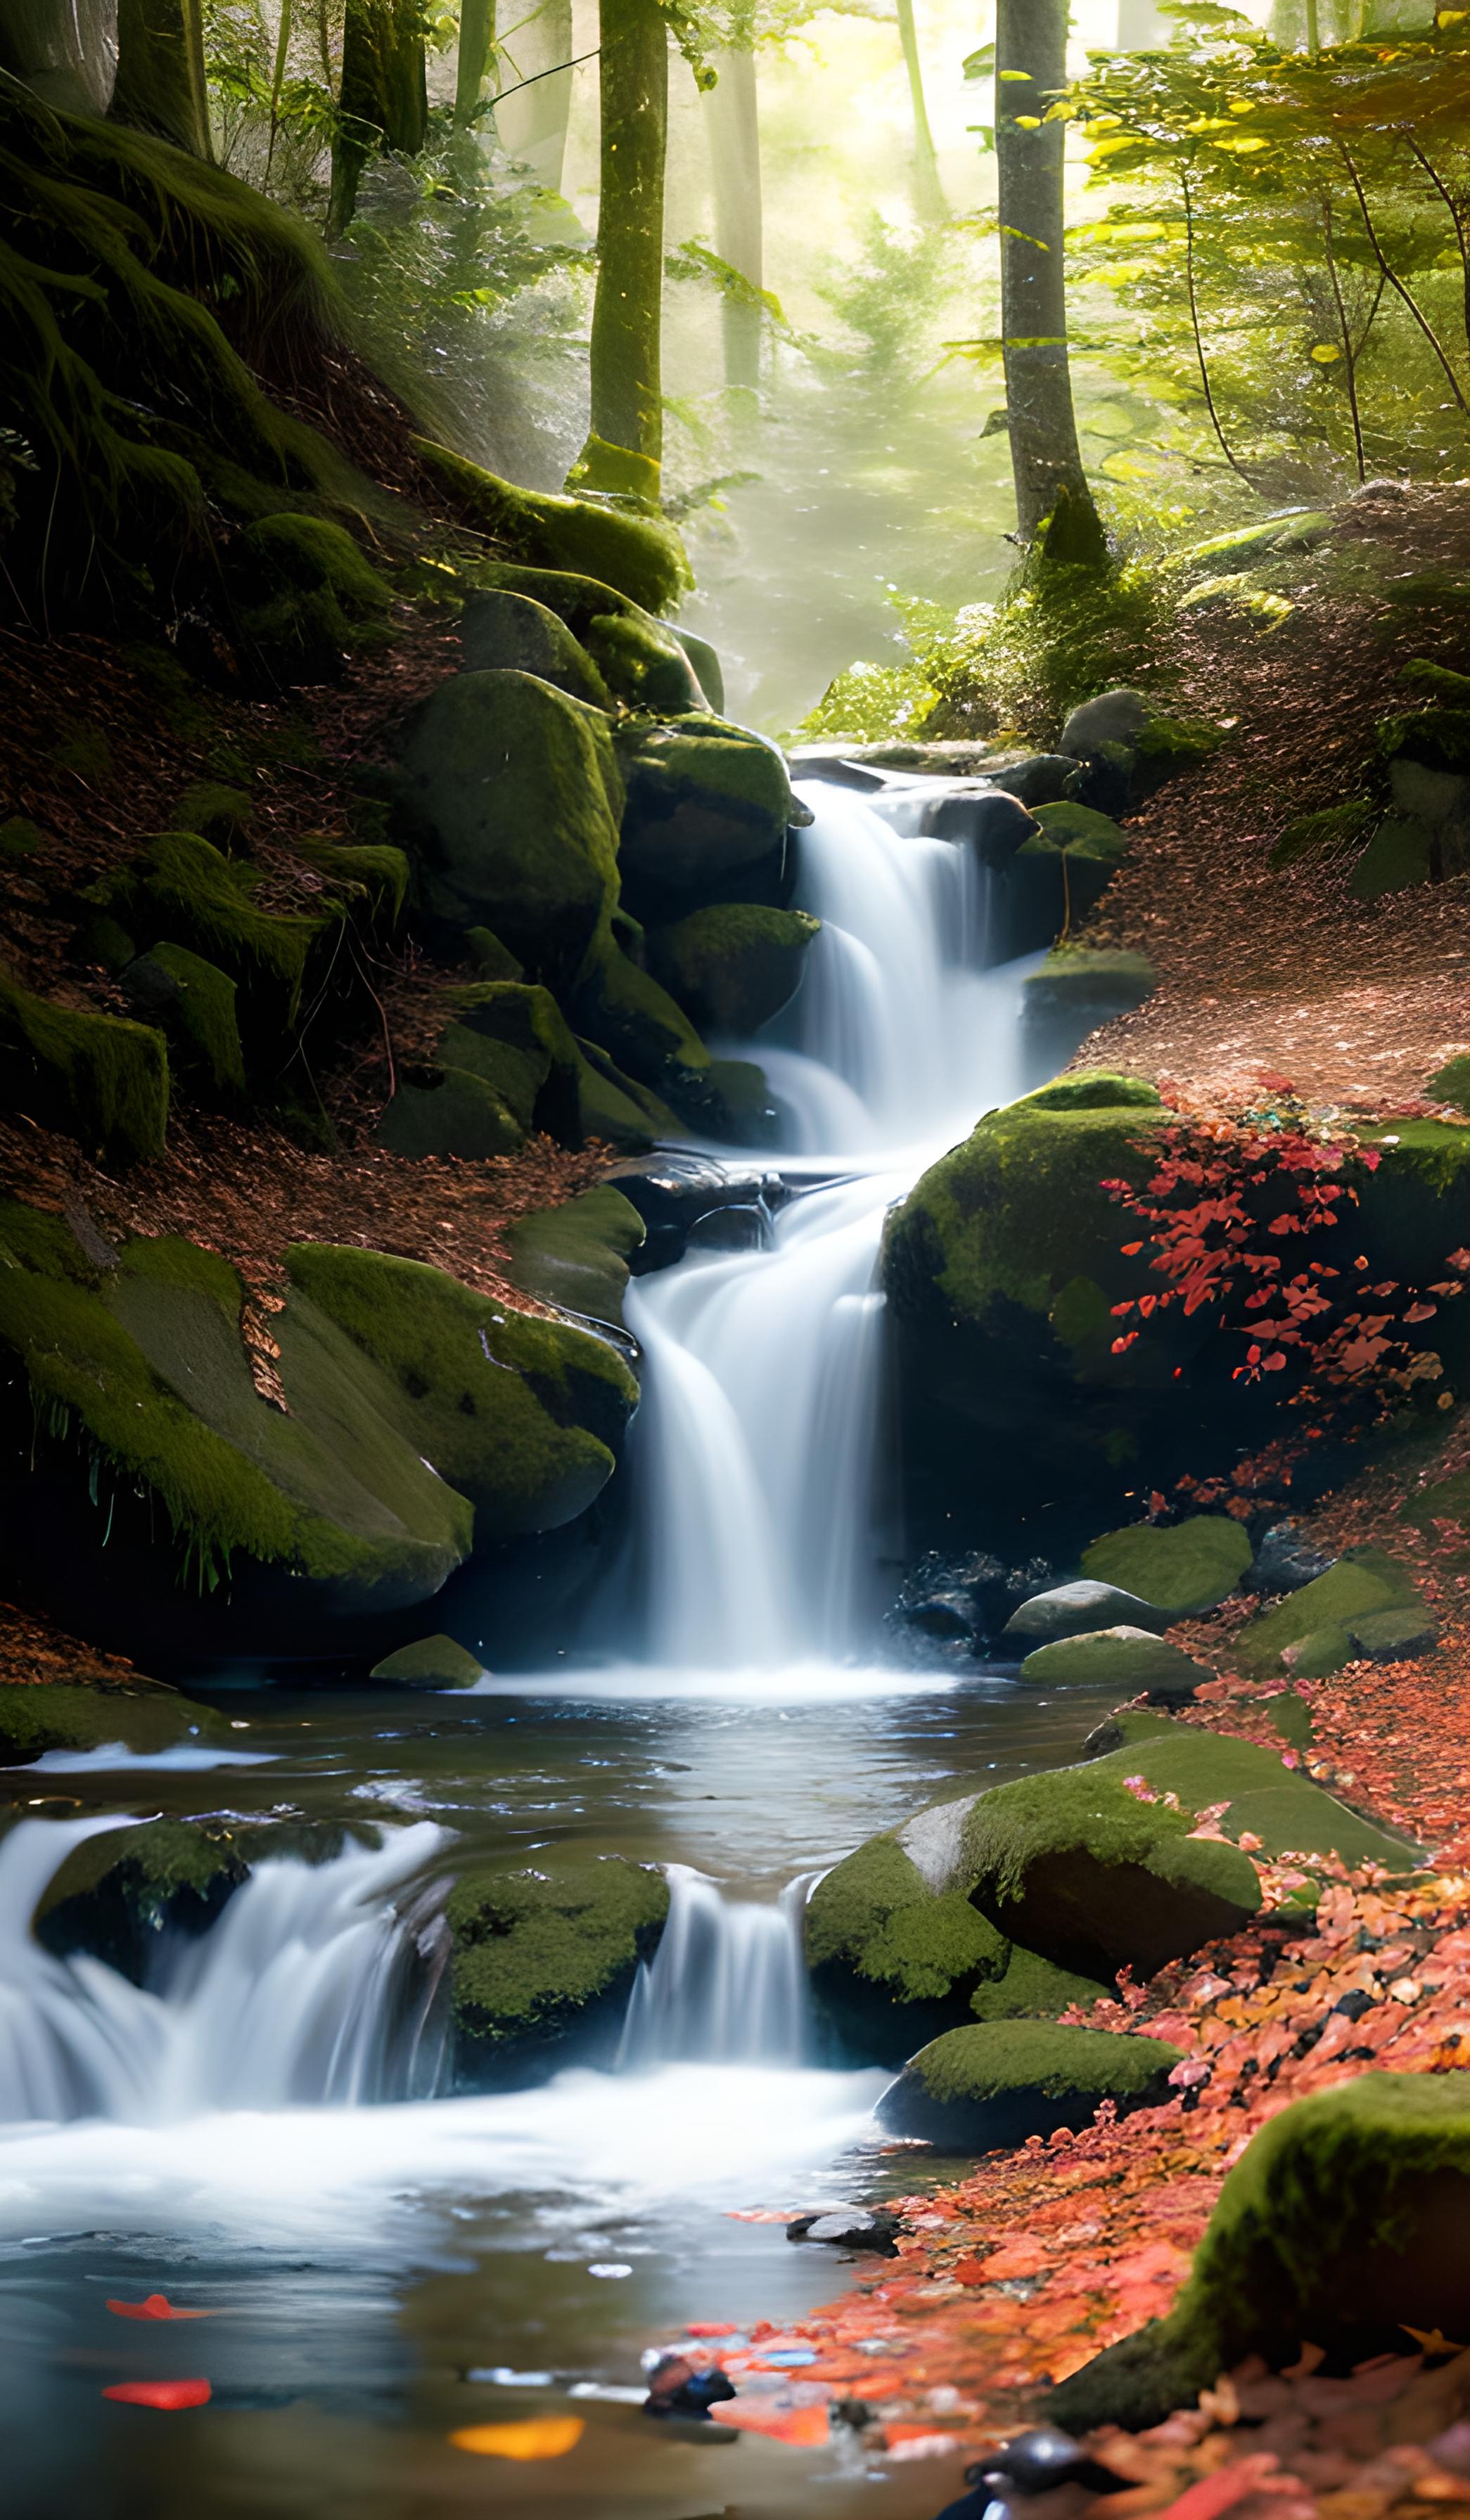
left=102, top=2379, right=212, bottom=2410
left=449, top=2417, right=585, bottom=2460
left=106, top=2294, right=216, bottom=2322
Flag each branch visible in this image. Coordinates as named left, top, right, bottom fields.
left=1336, top=136, right=1468, bottom=415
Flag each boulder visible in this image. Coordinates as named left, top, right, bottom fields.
left=616, top=714, right=811, bottom=923
left=645, top=904, right=819, bottom=1036
left=1229, top=1545, right=1423, bottom=1677
left=1051, top=2074, right=1470, bottom=2433
left=121, top=944, right=245, bottom=1099
left=1004, top=1581, right=1171, bottom=1643
left=1018, top=1628, right=1213, bottom=1702
left=369, top=1633, right=485, bottom=1688
left=1246, top=1521, right=1336, bottom=1594
left=0, top=1679, right=229, bottom=1767
left=877, top=2020, right=1182, bottom=2150
left=457, top=588, right=613, bottom=709
left=461, top=560, right=708, bottom=712
left=232, top=513, right=392, bottom=679
left=1022, top=948, right=1156, bottom=1036
left=0, top=966, right=168, bottom=1166
left=447, top=1854, right=669, bottom=2085
left=1080, top=1710, right=1411, bottom=1870
left=412, top=441, right=689, bottom=615
left=32, top=1815, right=357, bottom=1983
left=968, top=1944, right=1108, bottom=2022
left=1059, top=688, right=1152, bottom=758
left=397, top=671, right=622, bottom=991
left=1080, top=1515, right=1253, bottom=1617
left=503, top=1184, right=647, bottom=1326
left=1348, top=1605, right=1439, bottom=1662
left=918, top=785, right=1041, bottom=865
left=804, top=1826, right=1008, bottom=2064
left=673, top=626, right=724, bottom=714
left=988, top=754, right=1080, bottom=808
left=786, top=2206, right=902, bottom=2254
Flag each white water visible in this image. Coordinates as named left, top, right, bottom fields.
left=619, top=1865, right=812, bottom=2067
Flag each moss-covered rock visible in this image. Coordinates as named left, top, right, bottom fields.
left=969, top=1943, right=1107, bottom=2022
left=458, top=587, right=614, bottom=708
left=503, top=1185, right=648, bottom=1325
left=878, top=2019, right=1182, bottom=2150
left=646, top=904, right=819, bottom=1038
left=447, top=1854, right=669, bottom=2085
left=0, top=967, right=168, bottom=1165
left=122, top=942, right=245, bottom=1098
left=373, top=1060, right=525, bottom=1159
left=1019, top=1628, right=1213, bottom=1701
left=1080, top=1711, right=1411, bottom=1868
left=1349, top=1605, right=1439, bottom=1661
left=616, top=714, right=809, bottom=922
left=369, top=1633, right=484, bottom=1688
left=1270, top=797, right=1376, bottom=870
left=1051, top=2074, right=1470, bottom=2432
left=1349, top=816, right=1433, bottom=899
left=232, top=513, right=393, bottom=679
left=0, top=1679, right=229, bottom=1766
left=397, top=671, right=622, bottom=992
left=415, top=440, right=689, bottom=615
left=33, top=1813, right=353, bottom=1984
left=463, top=561, right=705, bottom=714
left=1081, top=1516, right=1253, bottom=1617
left=1429, top=1054, right=1470, bottom=1115
left=1022, top=947, right=1156, bottom=1031
left=571, top=930, right=708, bottom=1093
left=805, top=1827, right=1009, bottom=2064
left=1229, top=1546, right=1422, bottom=1677
left=90, top=830, right=333, bottom=1058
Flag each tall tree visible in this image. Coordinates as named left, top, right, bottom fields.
left=995, top=0, right=1101, bottom=553
left=496, top=0, right=576, bottom=188
left=330, top=0, right=428, bottom=232
left=704, top=36, right=764, bottom=387
left=895, top=0, right=945, bottom=221
left=454, top=0, right=494, bottom=124
left=111, top=0, right=211, bottom=153
left=573, top=0, right=668, bottom=499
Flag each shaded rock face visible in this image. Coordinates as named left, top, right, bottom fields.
left=32, top=1815, right=354, bottom=1985
left=1018, top=1628, right=1213, bottom=1702
left=615, top=715, right=812, bottom=925
left=878, top=2019, right=1183, bottom=2151
left=1003, top=1581, right=1171, bottom=1645
left=888, top=1548, right=1056, bottom=1661
left=0, top=1680, right=228, bottom=1767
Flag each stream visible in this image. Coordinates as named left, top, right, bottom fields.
left=0, top=777, right=1113, bottom=2518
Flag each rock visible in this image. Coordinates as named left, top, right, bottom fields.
left=1022, top=947, right=1156, bottom=1034
left=0, top=1679, right=229, bottom=1767
left=1080, top=1709, right=1410, bottom=1870
left=786, top=2206, right=902, bottom=2254
left=1348, top=1605, right=1439, bottom=1662
left=1081, top=1515, right=1253, bottom=1617
left=121, top=944, right=245, bottom=1099
left=988, top=754, right=1080, bottom=808
left=376, top=979, right=598, bottom=1164
left=1246, top=1521, right=1336, bottom=1595
left=32, top=1814, right=354, bottom=1984
left=447, top=1854, right=669, bottom=2085
left=969, top=1944, right=1108, bottom=2022
left=608, top=1151, right=783, bottom=1271
left=503, top=1184, right=648, bottom=1327
left=397, top=671, right=622, bottom=992
left=412, top=441, right=689, bottom=615
left=985, top=2426, right=1123, bottom=2495
left=369, top=1633, right=485, bottom=1688
left=457, top=588, right=613, bottom=709
left=804, top=1826, right=1008, bottom=2064
left=1350, top=816, right=1432, bottom=899
left=1003, top=1582, right=1171, bottom=1644
left=672, top=627, right=724, bottom=714
left=645, top=904, right=819, bottom=1037
left=571, top=930, right=710, bottom=1102
left=918, top=785, right=1041, bottom=865
left=616, top=714, right=810, bottom=923
left=1059, top=688, right=1152, bottom=758
left=1018, top=1628, right=1213, bottom=1702
left=232, top=513, right=392, bottom=679
left=1050, top=2073, right=1470, bottom=2433
left=644, top=2354, right=737, bottom=2417
left=1229, top=1545, right=1423, bottom=1677
left=889, top=1549, right=1055, bottom=1659
left=0, top=966, right=168, bottom=1166
left=877, top=2019, right=1182, bottom=2150
left=463, top=560, right=707, bottom=712
left=373, top=1060, right=525, bottom=1159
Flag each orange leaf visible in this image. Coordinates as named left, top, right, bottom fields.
left=102, top=2379, right=212, bottom=2410
left=106, top=2294, right=216, bottom=2322
left=712, top=2400, right=830, bottom=2446
left=449, top=2417, right=585, bottom=2461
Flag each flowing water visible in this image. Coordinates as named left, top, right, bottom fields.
left=0, top=776, right=1111, bottom=2518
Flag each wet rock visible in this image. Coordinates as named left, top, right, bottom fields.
left=369, top=1633, right=484, bottom=1689
left=1002, top=1582, right=1170, bottom=1645
left=1021, top=948, right=1156, bottom=1038
left=34, top=1815, right=356, bottom=1984
left=804, top=1827, right=1008, bottom=2064
left=918, top=786, right=1040, bottom=866
left=987, top=754, right=1080, bottom=809
left=786, top=2206, right=902, bottom=2254
left=890, top=1550, right=1056, bottom=1658
left=611, top=1150, right=786, bottom=1272
left=986, top=2423, right=1127, bottom=2494
left=616, top=714, right=811, bottom=924
left=457, top=588, right=613, bottom=709
left=878, top=2019, right=1182, bottom=2150
left=448, top=1854, right=670, bottom=2088
left=643, top=2353, right=737, bottom=2417
left=645, top=903, right=819, bottom=1037
left=501, top=1183, right=647, bottom=1326
left=0, top=1679, right=228, bottom=1768
left=1246, top=1521, right=1337, bottom=1595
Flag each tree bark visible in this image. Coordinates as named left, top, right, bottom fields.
left=995, top=0, right=1100, bottom=552
left=495, top=0, right=575, bottom=188
left=329, top=0, right=428, bottom=233
left=574, top=0, right=667, bottom=500
left=111, top=0, right=211, bottom=153
left=704, top=40, right=763, bottom=390
left=894, top=0, right=945, bottom=223
left=454, top=0, right=494, bottom=126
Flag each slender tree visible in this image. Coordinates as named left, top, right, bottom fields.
left=704, top=35, right=764, bottom=387
left=895, top=0, right=945, bottom=221
left=111, top=0, right=211, bottom=153
left=329, top=0, right=428, bottom=233
left=496, top=0, right=576, bottom=187
left=454, top=0, right=494, bottom=124
left=573, top=0, right=668, bottom=499
left=995, top=0, right=1102, bottom=552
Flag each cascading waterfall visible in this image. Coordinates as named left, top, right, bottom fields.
left=618, top=1865, right=813, bottom=2068
left=0, top=1817, right=447, bottom=2123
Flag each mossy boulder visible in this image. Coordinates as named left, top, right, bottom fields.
left=878, top=2020, right=1182, bottom=2150
left=0, top=1679, right=229, bottom=1766
left=1082, top=1709, right=1411, bottom=1868
left=503, top=1185, right=648, bottom=1326
left=33, top=1814, right=353, bottom=1984
left=397, top=671, right=622, bottom=991
left=447, top=1854, right=670, bottom=2085
left=0, top=967, right=168, bottom=1165
left=373, top=1060, right=525, bottom=1159
left=805, top=1827, right=1010, bottom=2065
left=369, top=1633, right=484, bottom=1688
left=90, top=830, right=333, bottom=1060
left=1429, top=1053, right=1470, bottom=1115
left=646, top=905, right=819, bottom=1037
left=1082, top=1516, right=1253, bottom=1617
left=464, top=562, right=707, bottom=712
left=1019, top=1628, right=1213, bottom=1702
left=1350, top=816, right=1433, bottom=899
left=416, top=442, right=689, bottom=615
left=1051, top=2074, right=1470, bottom=2432
left=1229, top=1546, right=1422, bottom=1677
left=122, top=942, right=245, bottom=1098
left=1022, top=947, right=1156, bottom=1032
left=969, top=1943, right=1108, bottom=2023
left=571, top=930, right=710, bottom=1098
left=458, top=587, right=614, bottom=708
left=615, top=714, right=810, bottom=923
left=232, top=513, right=393, bottom=679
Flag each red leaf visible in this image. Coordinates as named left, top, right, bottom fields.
left=107, top=2295, right=215, bottom=2323
left=1404, top=1302, right=1438, bottom=1324
left=103, top=2380, right=212, bottom=2411
left=1120, top=1241, right=1144, bottom=1256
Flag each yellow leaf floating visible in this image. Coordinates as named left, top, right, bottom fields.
left=1310, top=344, right=1342, bottom=363
left=449, top=2417, right=586, bottom=2462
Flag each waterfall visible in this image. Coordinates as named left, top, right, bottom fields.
left=0, top=1818, right=447, bottom=2124
left=619, top=1866, right=812, bottom=2068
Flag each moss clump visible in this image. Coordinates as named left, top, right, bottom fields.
left=284, top=1241, right=638, bottom=1534
left=1229, top=1546, right=1421, bottom=1677
left=1052, top=2074, right=1470, bottom=2432
left=459, top=589, right=614, bottom=709
left=377, top=979, right=584, bottom=1160
left=1270, top=797, right=1375, bottom=870
left=969, top=1944, right=1108, bottom=2022
left=1379, top=705, right=1470, bottom=773
left=646, top=905, right=819, bottom=1037
left=397, top=671, right=622, bottom=992
left=571, top=931, right=710, bottom=1101
left=173, top=781, right=253, bottom=847
left=1349, top=817, right=1433, bottom=899
left=373, top=1062, right=524, bottom=1160
left=415, top=440, right=690, bottom=615
left=1028, top=799, right=1130, bottom=861
left=232, top=514, right=393, bottom=679
left=122, top=942, right=245, bottom=1097
left=805, top=1829, right=1009, bottom=2063
left=1082, top=1515, right=1253, bottom=1616
left=1429, top=1054, right=1470, bottom=1115
left=297, top=837, right=409, bottom=927
left=504, top=1185, right=648, bottom=1325
left=0, top=1680, right=227, bottom=1766
left=369, top=1633, right=484, bottom=1688
left=1, top=816, right=49, bottom=859
left=447, top=1855, right=669, bottom=2083
left=0, top=967, right=168, bottom=1165
left=94, top=830, right=331, bottom=1049
left=878, top=2019, right=1182, bottom=2149
left=616, top=714, right=807, bottom=920
left=1019, top=1628, right=1213, bottom=1699
left=34, top=1813, right=354, bottom=1981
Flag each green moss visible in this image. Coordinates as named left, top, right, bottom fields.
left=284, top=1241, right=637, bottom=1534
left=807, top=1835, right=1009, bottom=2004
left=1180, top=514, right=1330, bottom=572
left=878, top=2019, right=1182, bottom=2147
left=1349, top=816, right=1432, bottom=899
left=97, top=830, right=329, bottom=1042
left=458, top=587, right=614, bottom=710
left=415, top=439, right=690, bottom=615
left=233, top=513, right=393, bottom=676
left=503, top=1185, right=648, bottom=1324
left=1401, top=1469, right=1470, bottom=1534
left=1023, top=948, right=1156, bottom=1022
left=615, top=713, right=805, bottom=916
left=646, top=905, right=819, bottom=1036
left=569, top=1037, right=679, bottom=1151
left=374, top=1062, right=523, bottom=1159
left=1401, top=658, right=1470, bottom=703
left=1028, top=1071, right=1163, bottom=1113
left=1019, top=1630, right=1213, bottom=1697
left=1270, top=797, right=1376, bottom=870
left=1, top=816, right=49, bottom=859
left=1052, top=2074, right=1470, bottom=2432
left=465, top=927, right=524, bottom=982
left=1132, top=715, right=1228, bottom=770
left=0, top=1680, right=227, bottom=1765
left=571, top=930, right=710, bottom=1096
left=1085, top=1723, right=1411, bottom=1868
left=1357, top=1116, right=1470, bottom=1193
left=1429, top=1054, right=1470, bottom=1115
left=0, top=967, right=168, bottom=1164
left=173, top=781, right=253, bottom=847
left=123, top=942, right=245, bottom=1096
left=1379, top=705, right=1470, bottom=772
left=1231, top=1547, right=1421, bottom=1676
left=1027, top=800, right=1130, bottom=861
left=447, top=1855, right=669, bottom=2077
left=369, top=1633, right=484, bottom=1688
left=298, top=837, right=409, bottom=926
left=970, top=1944, right=1107, bottom=2021
left=1082, top=1516, right=1253, bottom=1616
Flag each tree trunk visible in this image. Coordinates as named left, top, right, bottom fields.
left=495, top=0, right=575, bottom=190
left=573, top=0, right=667, bottom=501
left=111, top=0, right=211, bottom=153
left=995, top=0, right=1101, bottom=555
left=704, top=41, right=763, bottom=390
left=454, top=0, right=494, bottom=127
left=1116, top=0, right=1165, bottom=44
left=895, top=0, right=945, bottom=223
left=329, top=0, right=428, bottom=233
left=0, top=0, right=118, bottom=113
